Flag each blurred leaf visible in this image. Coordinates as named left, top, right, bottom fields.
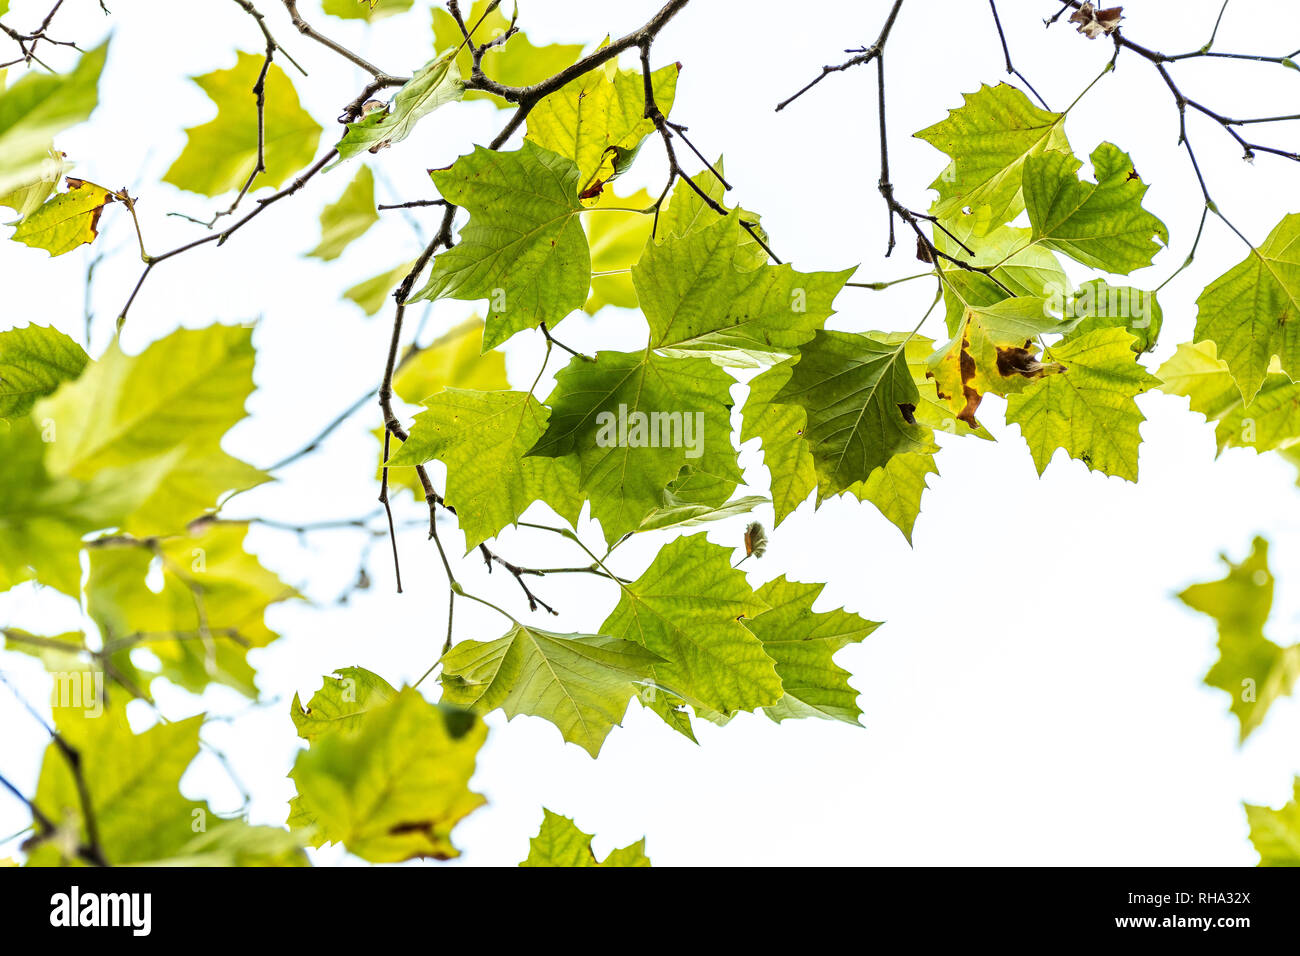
left=164, top=52, right=322, bottom=196
left=307, top=165, right=377, bottom=260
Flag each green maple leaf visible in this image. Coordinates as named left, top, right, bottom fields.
left=412, top=142, right=590, bottom=349
left=1156, top=341, right=1244, bottom=421
left=432, top=1, right=583, bottom=108
left=87, top=522, right=297, bottom=697
left=386, top=388, right=582, bottom=550
left=1193, top=212, right=1300, bottom=403
left=10, top=178, right=116, bottom=257
left=164, top=52, right=322, bottom=196
left=600, top=534, right=779, bottom=730
left=933, top=220, right=1069, bottom=337
left=741, top=361, right=817, bottom=525
left=329, top=51, right=463, bottom=168
left=377, top=318, right=509, bottom=500
left=747, top=577, right=879, bottom=725
left=915, top=82, right=1069, bottom=233
left=519, top=809, right=650, bottom=867
left=771, top=330, right=932, bottom=497
left=1005, top=327, right=1159, bottom=480
left=439, top=623, right=663, bottom=757
left=292, top=667, right=398, bottom=741
left=287, top=688, right=486, bottom=863
left=27, top=706, right=210, bottom=866
left=525, top=54, right=678, bottom=188
left=853, top=451, right=940, bottom=545
left=1179, top=537, right=1300, bottom=743
left=35, top=324, right=268, bottom=535
left=743, top=335, right=957, bottom=539
left=0, top=41, right=107, bottom=197
left=0, top=323, right=87, bottom=420
left=658, top=158, right=768, bottom=268
left=635, top=210, right=853, bottom=358
left=307, top=165, right=378, bottom=260
left=528, top=350, right=739, bottom=543
left=1063, top=280, right=1163, bottom=353
left=1245, top=778, right=1300, bottom=866
left=1022, top=143, right=1168, bottom=274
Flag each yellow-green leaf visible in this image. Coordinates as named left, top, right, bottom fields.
left=519, top=809, right=650, bottom=867
left=307, top=165, right=377, bottom=260
left=287, top=688, right=486, bottom=863
left=10, top=177, right=115, bottom=256
left=164, top=52, right=322, bottom=196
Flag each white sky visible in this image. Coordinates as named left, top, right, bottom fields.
left=2, top=0, right=1300, bottom=866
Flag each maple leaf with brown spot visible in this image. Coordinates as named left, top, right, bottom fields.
left=1070, top=3, right=1124, bottom=39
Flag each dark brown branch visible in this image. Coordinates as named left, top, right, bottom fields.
left=989, top=0, right=1050, bottom=109
left=117, top=149, right=337, bottom=326
left=775, top=0, right=904, bottom=112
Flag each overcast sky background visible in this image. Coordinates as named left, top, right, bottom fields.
left=2, top=0, right=1300, bottom=866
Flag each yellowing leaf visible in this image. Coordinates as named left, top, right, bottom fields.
left=164, top=52, right=322, bottom=196
left=927, top=296, right=1062, bottom=430
left=10, top=178, right=116, bottom=256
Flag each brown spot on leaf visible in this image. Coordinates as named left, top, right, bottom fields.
left=898, top=403, right=917, bottom=425
left=996, top=343, right=1059, bottom=379
left=579, top=179, right=605, bottom=200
